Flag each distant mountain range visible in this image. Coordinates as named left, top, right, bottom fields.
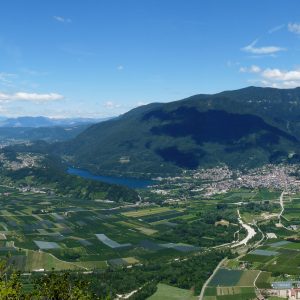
left=0, top=116, right=110, bottom=128
left=55, top=86, right=300, bottom=177
left=0, top=116, right=113, bottom=143
left=0, top=125, right=91, bottom=143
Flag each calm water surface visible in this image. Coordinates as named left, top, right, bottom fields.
left=67, top=167, right=154, bottom=189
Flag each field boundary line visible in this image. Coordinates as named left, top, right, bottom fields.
left=253, top=270, right=261, bottom=288
left=198, top=257, right=227, bottom=300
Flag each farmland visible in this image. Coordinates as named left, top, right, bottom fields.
left=208, top=268, right=260, bottom=288
left=2, top=161, right=300, bottom=299
left=204, top=287, right=256, bottom=300
left=244, top=243, right=300, bottom=276
left=147, top=283, right=197, bottom=300
left=196, top=185, right=300, bottom=299
left=0, top=182, right=241, bottom=272
left=203, top=269, right=259, bottom=299
left=0, top=173, right=295, bottom=277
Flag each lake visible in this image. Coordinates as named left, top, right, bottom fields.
left=67, top=167, right=154, bottom=189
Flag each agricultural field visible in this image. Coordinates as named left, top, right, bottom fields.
left=210, top=189, right=280, bottom=204
left=255, top=272, right=272, bottom=289
left=147, top=283, right=197, bottom=300
left=281, top=195, right=300, bottom=226
left=0, top=185, right=245, bottom=272
left=2, top=172, right=298, bottom=300
left=203, top=269, right=259, bottom=300
left=203, top=287, right=256, bottom=300
left=239, top=240, right=300, bottom=276
left=208, top=269, right=260, bottom=287
left=122, top=207, right=174, bottom=218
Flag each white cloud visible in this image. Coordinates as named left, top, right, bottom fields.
left=258, top=80, right=300, bottom=89
left=262, top=68, right=300, bottom=81
left=242, top=66, right=300, bottom=88
left=104, top=101, right=121, bottom=109
left=250, top=65, right=261, bottom=73
left=0, top=92, right=64, bottom=103
left=239, top=65, right=261, bottom=73
left=288, top=23, right=300, bottom=34
left=53, top=16, right=72, bottom=23
left=242, top=39, right=285, bottom=55
left=268, top=24, right=285, bottom=34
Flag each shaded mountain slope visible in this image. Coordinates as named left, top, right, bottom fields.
left=59, top=87, right=300, bottom=177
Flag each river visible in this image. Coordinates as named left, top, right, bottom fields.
left=67, top=167, right=155, bottom=189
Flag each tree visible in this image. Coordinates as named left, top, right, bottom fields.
left=31, top=272, right=98, bottom=300
left=0, top=259, right=22, bottom=299
left=0, top=258, right=107, bottom=299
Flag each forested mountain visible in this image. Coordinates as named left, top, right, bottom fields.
left=57, top=86, right=300, bottom=177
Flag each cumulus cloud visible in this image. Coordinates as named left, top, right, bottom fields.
left=257, top=79, right=300, bottom=89
left=241, top=65, right=300, bottom=88
left=53, top=16, right=72, bottom=23
left=0, top=92, right=64, bottom=103
left=262, top=68, right=300, bottom=81
left=288, top=23, right=300, bottom=34
left=242, top=39, right=285, bottom=55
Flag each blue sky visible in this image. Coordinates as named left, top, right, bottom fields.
left=1, top=0, right=300, bottom=117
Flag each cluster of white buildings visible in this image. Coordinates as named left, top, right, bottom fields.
left=263, top=281, right=300, bottom=299
left=195, top=164, right=300, bottom=196
left=0, top=153, right=42, bottom=171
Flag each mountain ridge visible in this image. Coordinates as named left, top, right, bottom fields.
left=32, top=86, right=300, bottom=177
left=56, top=86, right=300, bottom=177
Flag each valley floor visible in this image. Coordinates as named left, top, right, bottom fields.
left=1, top=163, right=300, bottom=299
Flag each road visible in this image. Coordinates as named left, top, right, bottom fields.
left=198, top=258, right=227, bottom=300
left=231, top=209, right=256, bottom=248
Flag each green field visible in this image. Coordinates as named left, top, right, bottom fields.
left=241, top=242, right=300, bottom=275
left=255, top=272, right=272, bottom=289
left=147, top=283, right=197, bottom=300
left=204, top=268, right=258, bottom=300
left=209, top=269, right=243, bottom=286
left=209, top=269, right=259, bottom=286
left=1, top=178, right=298, bottom=280
left=25, top=250, right=81, bottom=271
left=0, top=184, right=238, bottom=271
left=204, top=286, right=256, bottom=300
left=122, top=207, right=173, bottom=217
